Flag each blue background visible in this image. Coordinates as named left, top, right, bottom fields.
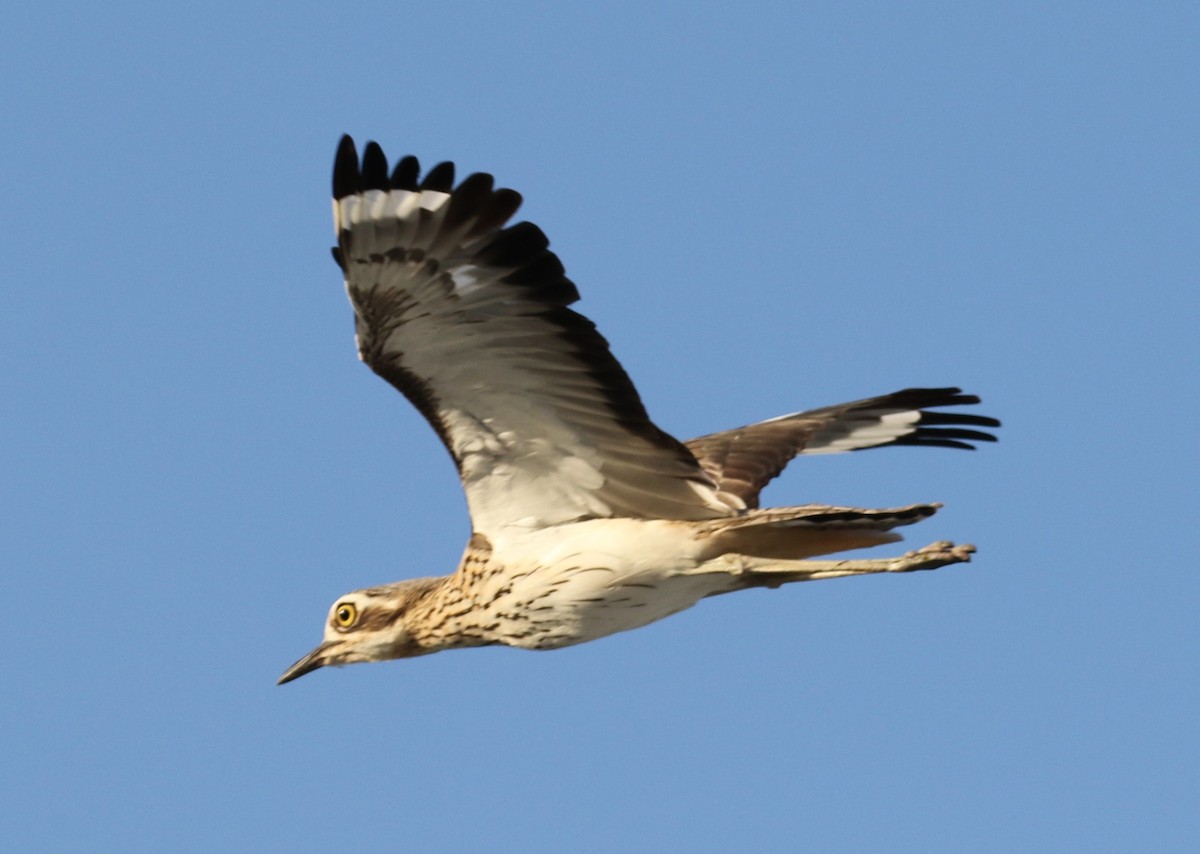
left=4, top=2, right=1196, bottom=851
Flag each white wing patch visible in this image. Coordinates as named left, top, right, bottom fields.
left=333, top=189, right=451, bottom=235
left=800, top=409, right=922, bottom=454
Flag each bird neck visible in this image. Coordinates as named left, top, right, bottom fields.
left=401, top=574, right=497, bottom=653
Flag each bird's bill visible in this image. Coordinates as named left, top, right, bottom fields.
left=277, top=640, right=342, bottom=685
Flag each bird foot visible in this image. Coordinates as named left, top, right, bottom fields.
left=888, top=541, right=976, bottom=572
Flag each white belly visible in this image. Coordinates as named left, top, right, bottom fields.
left=485, top=518, right=730, bottom=649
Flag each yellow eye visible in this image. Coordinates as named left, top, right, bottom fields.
left=334, top=602, right=358, bottom=628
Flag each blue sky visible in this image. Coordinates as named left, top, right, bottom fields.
left=4, top=2, right=1197, bottom=851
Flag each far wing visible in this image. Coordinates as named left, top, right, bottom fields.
left=684, top=388, right=1000, bottom=509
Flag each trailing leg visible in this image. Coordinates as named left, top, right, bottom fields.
left=707, top=541, right=976, bottom=591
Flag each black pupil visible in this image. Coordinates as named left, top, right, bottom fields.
left=338, top=608, right=351, bottom=623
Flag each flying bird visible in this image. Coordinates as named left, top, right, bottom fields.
left=278, top=136, right=1000, bottom=684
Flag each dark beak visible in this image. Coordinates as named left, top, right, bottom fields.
left=277, top=640, right=342, bottom=685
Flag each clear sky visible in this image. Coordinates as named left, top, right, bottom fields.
left=4, top=2, right=1197, bottom=851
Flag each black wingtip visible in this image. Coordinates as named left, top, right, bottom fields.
left=333, top=135, right=360, bottom=200
left=391, top=155, right=420, bottom=190
left=421, top=161, right=456, bottom=192
left=842, top=387, right=1002, bottom=450
left=919, top=411, right=1002, bottom=429
left=361, top=141, right=389, bottom=191
left=477, top=221, right=551, bottom=267
left=889, top=412, right=1001, bottom=450
left=442, top=171, right=496, bottom=233
left=469, top=188, right=523, bottom=237
left=915, top=427, right=999, bottom=444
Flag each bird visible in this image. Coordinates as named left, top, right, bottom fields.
left=277, top=136, right=1000, bottom=684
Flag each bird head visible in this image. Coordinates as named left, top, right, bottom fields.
left=277, top=578, right=443, bottom=684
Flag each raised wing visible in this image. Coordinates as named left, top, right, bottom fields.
left=685, top=388, right=1000, bottom=509
left=331, top=136, right=734, bottom=537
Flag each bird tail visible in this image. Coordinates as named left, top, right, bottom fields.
left=690, top=503, right=974, bottom=590
left=696, top=502, right=936, bottom=560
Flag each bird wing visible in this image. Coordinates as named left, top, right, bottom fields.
left=684, top=388, right=1000, bottom=509
left=331, top=137, right=734, bottom=538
